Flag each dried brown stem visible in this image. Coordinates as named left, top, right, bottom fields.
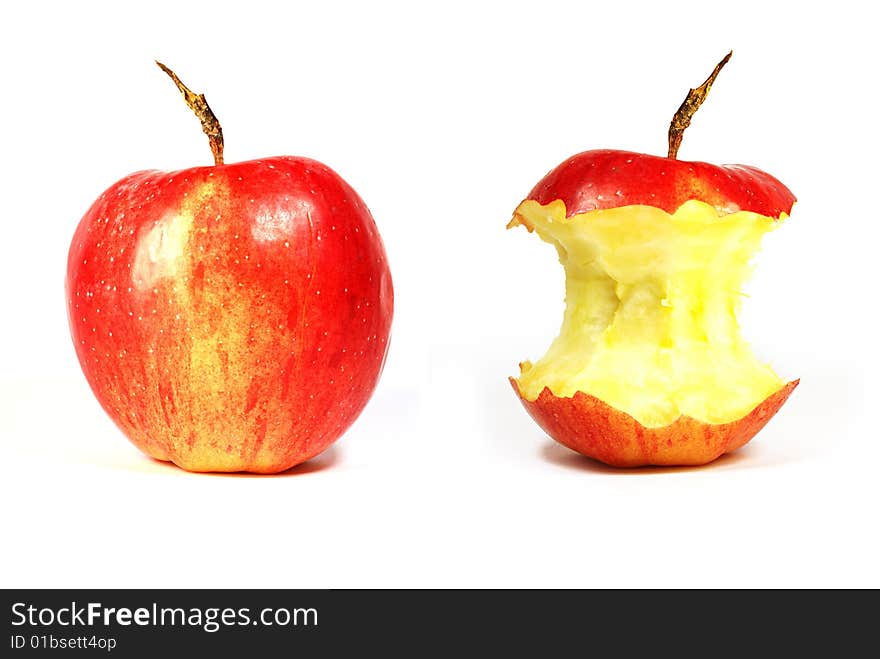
left=667, top=51, right=732, bottom=160
left=156, top=61, right=224, bottom=165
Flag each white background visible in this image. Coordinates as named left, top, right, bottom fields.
left=1, top=0, right=877, bottom=588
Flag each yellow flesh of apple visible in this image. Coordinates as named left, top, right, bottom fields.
left=512, top=199, right=786, bottom=428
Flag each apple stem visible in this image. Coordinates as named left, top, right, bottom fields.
left=667, top=51, right=732, bottom=160
left=156, top=61, right=224, bottom=166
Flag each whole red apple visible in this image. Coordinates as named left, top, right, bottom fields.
left=66, top=64, right=393, bottom=473
left=508, top=53, right=798, bottom=466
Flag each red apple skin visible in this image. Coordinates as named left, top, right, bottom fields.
left=66, top=156, right=393, bottom=473
left=512, top=379, right=799, bottom=467
left=527, top=149, right=796, bottom=218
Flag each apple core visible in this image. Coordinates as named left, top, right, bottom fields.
left=507, top=53, right=798, bottom=466
left=510, top=198, right=787, bottom=427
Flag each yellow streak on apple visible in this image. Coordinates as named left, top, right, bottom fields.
left=511, top=199, right=788, bottom=427
left=125, top=180, right=298, bottom=472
